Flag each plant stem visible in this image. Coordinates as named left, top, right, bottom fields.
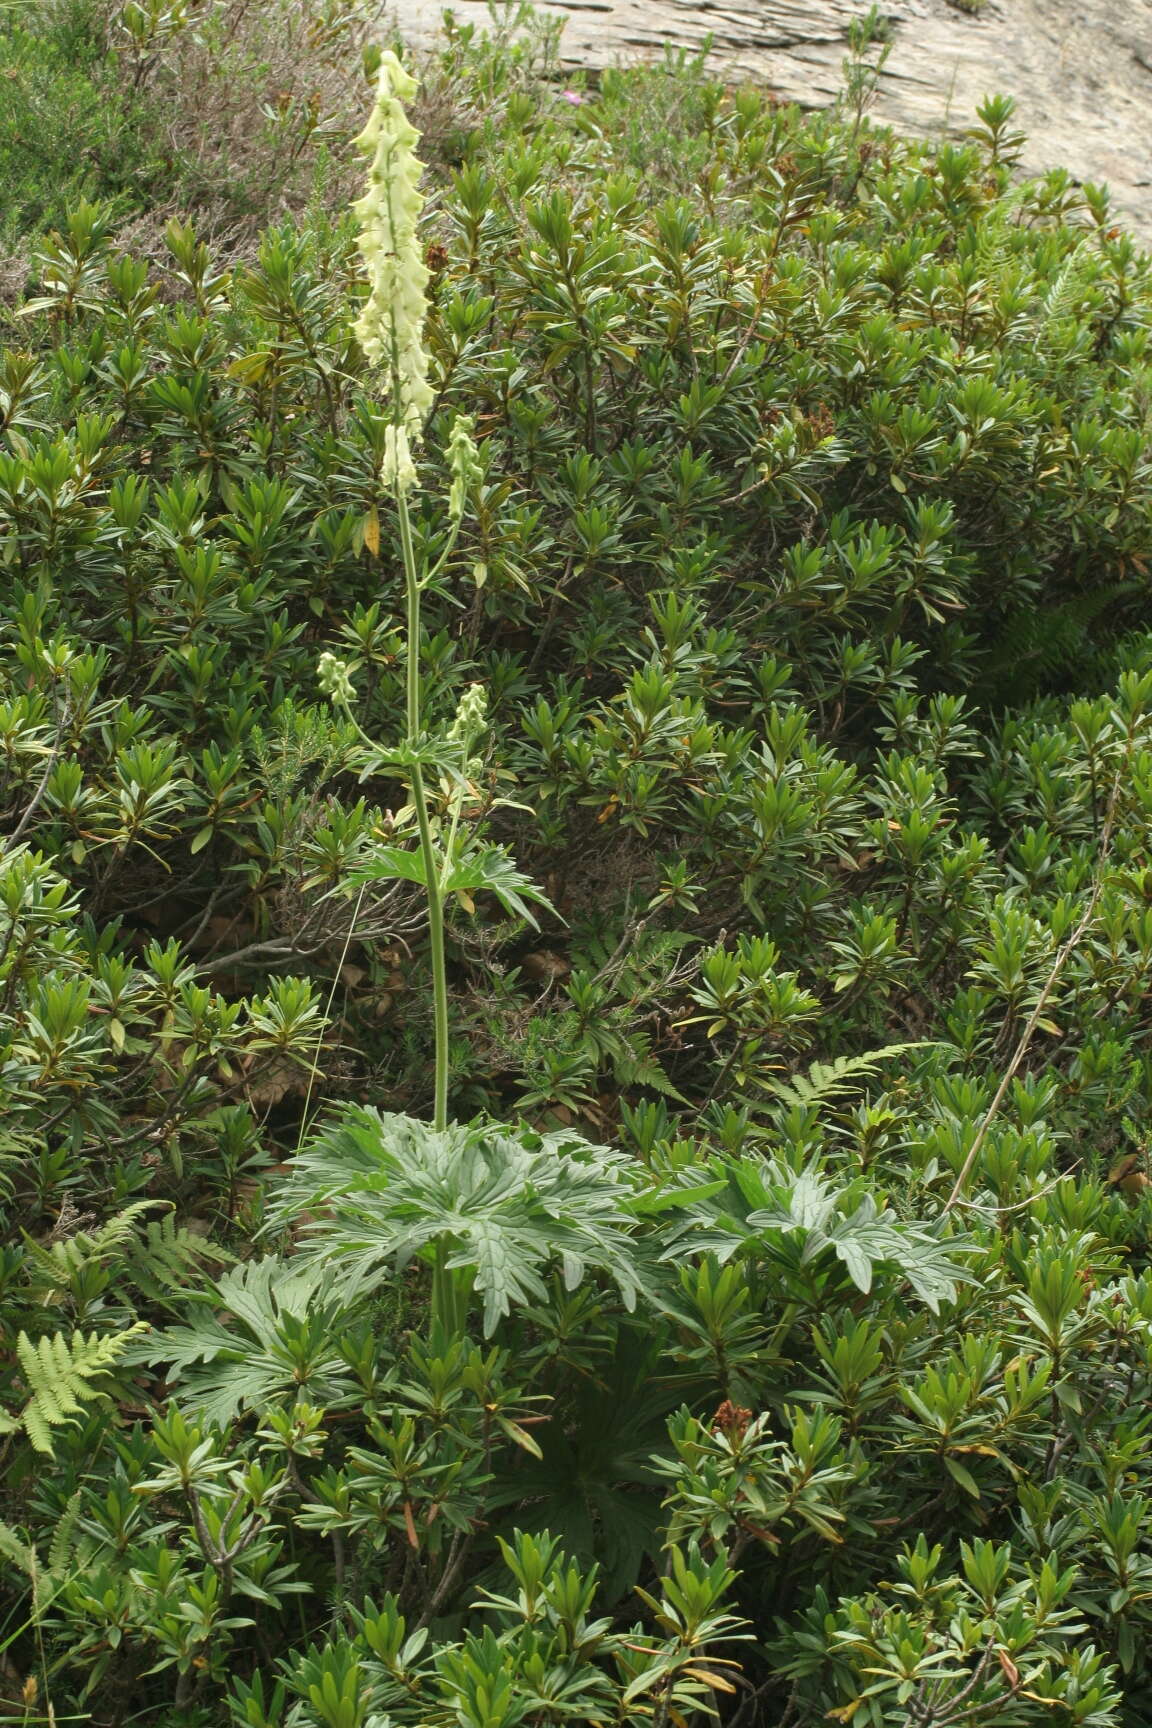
left=411, top=768, right=449, bottom=1131
left=397, top=485, right=450, bottom=1133
left=398, top=487, right=422, bottom=745
left=431, top=1240, right=466, bottom=1337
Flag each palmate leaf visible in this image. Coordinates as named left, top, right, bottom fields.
left=443, top=846, right=556, bottom=926
left=660, top=1163, right=972, bottom=1315
left=749, top=1173, right=972, bottom=1313
left=348, top=843, right=430, bottom=889
left=351, top=843, right=555, bottom=927
left=268, top=1108, right=647, bottom=1335
left=141, top=1257, right=360, bottom=1424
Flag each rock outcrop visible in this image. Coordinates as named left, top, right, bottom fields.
left=389, top=0, right=1152, bottom=241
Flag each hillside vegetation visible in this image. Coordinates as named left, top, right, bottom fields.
left=3, top=4, right=1152, bottom=1726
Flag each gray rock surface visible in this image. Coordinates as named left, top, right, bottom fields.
left=389, top=0, right=1152, bottom=241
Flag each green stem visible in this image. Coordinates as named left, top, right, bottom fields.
left=398, top=485, right=422, bottom=742
left=397, top=485, right=450, bottom=1133
left=439, top=778, right=466, bottom=892
left=431, top=1239, right=466, bottom=1338
left=425, top=512, right=464, bottom=586
left=411, top=769, right=449, bottom=1132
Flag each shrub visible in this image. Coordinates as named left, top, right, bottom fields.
left=0, top=2, right=149, bottom=254
left=0, top=0, right=380, bottom=284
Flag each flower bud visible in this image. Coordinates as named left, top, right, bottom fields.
left=317, top=651, right=356, bottom=704
left=446, top=681, right=488, bottom=746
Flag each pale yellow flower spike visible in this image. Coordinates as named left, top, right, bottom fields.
left=353, top=50, right=433, bottom=492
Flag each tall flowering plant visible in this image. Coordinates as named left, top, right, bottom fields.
left=317, top=54, right=548, bottom=1148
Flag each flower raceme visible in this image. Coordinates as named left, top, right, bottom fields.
left=352, top=49, right=433, bottom=492
left=446, top=413, right=483, bottom=522
left=317, top=650, right=355, bottom=704
left=352, top=57, right=483, bottom=514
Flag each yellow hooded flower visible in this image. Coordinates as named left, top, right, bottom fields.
left=353, top=50, right=432, bottom=491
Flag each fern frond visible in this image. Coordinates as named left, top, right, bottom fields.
left=123, top=1214, right=232, bottom=1299
left=22, top=1201, right=171, bottom=1294
left=0, top=1493, right=85, bottom=1615
left=765, top=1042, right=931, bottom=1112
left=46, top=1490, right=84, bottom=1577
left=12, top=1324, right=148, bottom=1455
left=613, top=1027, right=686, bottom=1101
left=1038, top=253, right=1080, bottom=328
left=0, top=1518, right=34, bottom=1575
left=90, top=1200, right=168, bottom=1255
left=985, top=585, right=1137, bottom=696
